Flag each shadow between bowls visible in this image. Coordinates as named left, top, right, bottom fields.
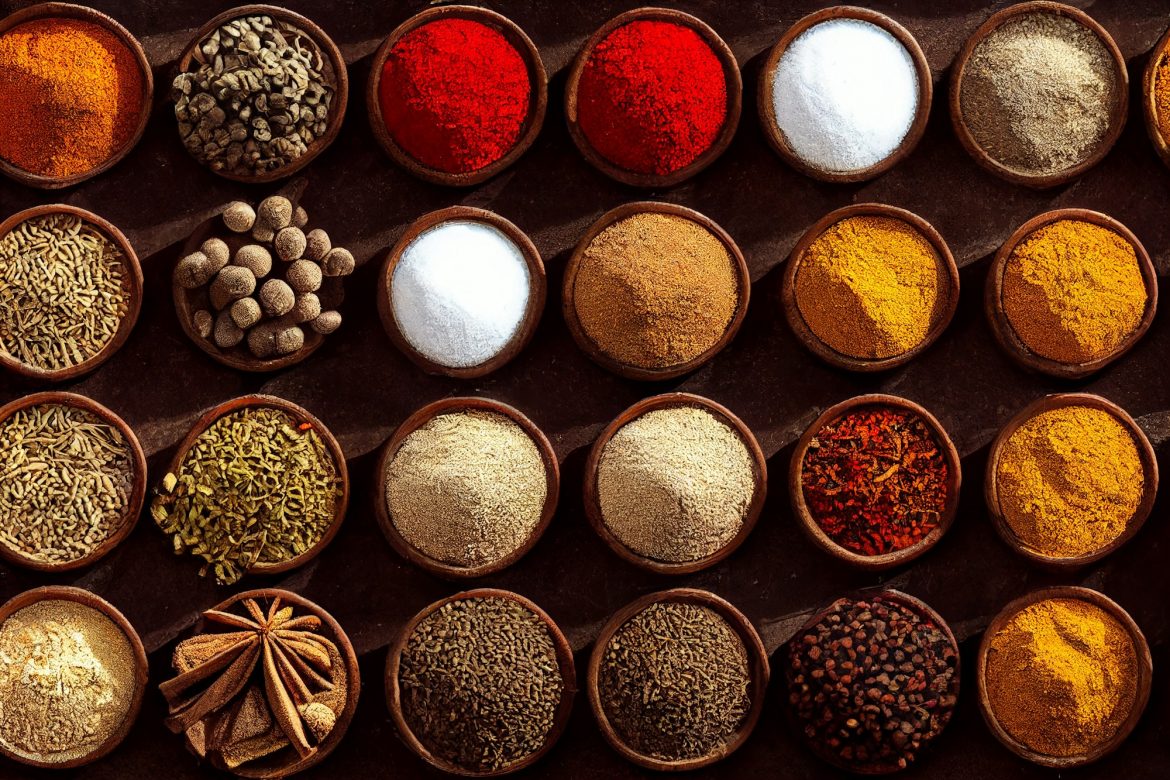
left=0, top=585, right=148, bottom=769
left=173, top=4, right=348, bottom=184
left=757, top=6, right=932, bottom=183
left=373, top=396, right=560, bottom=579
left=948, top=1, right=1128, bottom=189
left=975, top=585, right=1153, bottom=769
left=561, top=201, right=751, bottom=381
left=983, top=393, right=1158, bottom=570
left=365, top=4, right=548, bottom=187
left=376, top=206, right=547, bottom=378
left=1142, top=23, right=1170, bottom=170
left=563, top=6, right=742, bottom=188
left=0, top=392, right=147, bottom=573
left=781, top=203, right=960, bottom=372
left=586, top=587, right=770, bottom=772
left=788, top=394, right=962, bottom=571
left=582, top=392, right=767, bottom=575
left=984, top=208, right=1158, bottom=379
left=384, top=588, right=576, bottom=777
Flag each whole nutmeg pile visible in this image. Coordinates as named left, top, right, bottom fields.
left=176, top=195, right=354, bottom=359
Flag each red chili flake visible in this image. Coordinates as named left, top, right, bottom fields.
left=298, top=422, right=313, bottom=432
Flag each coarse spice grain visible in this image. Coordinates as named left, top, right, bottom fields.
left=597, top=406, right=755, bottom=563
left=1155, top=55, right=1170, bottom=142
left=398, top=597, right=563, bottom=772
left=598, top=601, right=750, bottom=762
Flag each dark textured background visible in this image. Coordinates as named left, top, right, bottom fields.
left=2, top=0, right=1169, bottom=777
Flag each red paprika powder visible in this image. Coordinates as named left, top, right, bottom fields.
left=575, top=19, right=728, bottom=177
left=378, top=18, right=531, bottom=175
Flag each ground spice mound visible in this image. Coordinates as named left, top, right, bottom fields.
left=0, top=19, right=143, bottom=178
left=1155, top=55, right=1170, bottom=142
left=573, top=212, right=738, bottom=370
left=986, top=598, right=1137, bottom=758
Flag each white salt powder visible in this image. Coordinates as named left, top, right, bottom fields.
left=392, top=220, right=531, bottom=368
left=771, top=18, right=919, bottom=173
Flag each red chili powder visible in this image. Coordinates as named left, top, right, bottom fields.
left=576, top=19, right=728, bottom=176
left=379, top=18, right=531, bottom=175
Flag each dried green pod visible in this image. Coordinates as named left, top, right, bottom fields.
left=304, top=228, right=330, bottom=262
left=210, top=265, right=257, bottom=310
left=259, top=278, right=295, bottom=317
left=289, top=292, right=321, bottom=324
left=275, top=226, right=307, bottom=262
left=213, top=310, right=245, bottom=348
left=310, top=310, right=342, bottom=335
left=233, top=244, right=273, bottom=278
left=287, top=259, right=322, bottom=293
left=201, top=237, right=231, bottom=271
left=176, top=251, right=212, bottom=289
left=223, top=201, right=256, bottom=233
left=230, top=296, right=262, bottom=329
left=193, top=309, right=214, bottom=338
left=321, top=247, right=355, bottom=276
left=258, top=195, right=293, bottom=230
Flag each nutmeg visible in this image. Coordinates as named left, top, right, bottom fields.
left=209, top=266, right=256, bottom=310
left=246, top=322, right=279, bottom=358
left=310, top=310, right=342, bottom=335
left=289, top=292, right=321, bottom=324
left=233, top=244, right=273, bottom=278
left=222, top=201, right=256, bottom=233
left=275, top=326, right=305, bottom=355
left=200, top=238, right=230, bottom=272
left=304, top=228, right=331, bottom=262
left=275, top=227, right=307, bottom=262
left=213, top=310, right=245, bottom=348
left=175, top=251, right=212, bottom=289
left=287, top=259, right=323, bottom=293
left=230, top=297, right=262, bottom=329
left=322, top=247, right=355, bottom=276
left=259, top=278, right=295, bottom=317
left=251, top=224, right=275, bottom=244
left=257, top=195, right=293, bottom=231
left=193, top=309, right=214, bottom=339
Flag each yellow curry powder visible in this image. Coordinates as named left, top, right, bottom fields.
left=986, top=598, right=1137, bottom=758
left=996, top=406, right=1143, bottom=557
left=794, top=215, right=944, bottom=359
left=1155, top=55, right=1170, bottom=143
left=1002, top=219, right=1146, bottom=364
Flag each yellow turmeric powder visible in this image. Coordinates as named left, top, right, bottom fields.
left=986, top=598, right=1137, bottom=758
left=1154, top=55, right=1170, bottom=142
left=1001, top=219, right=1146, bottom=364
left=996, top=405, right=1143, bottom=557
left=794, top=215, right=944, bottom=359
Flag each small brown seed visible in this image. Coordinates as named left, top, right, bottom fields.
left=321, top=247, right=354, bottom=276
left=259, top=278, right=295, bottom=317
left=223, top=201, right=256, bottom=233
left=257, top=196, right=293, bottom=230
left=230, top=296, right=262, bottom=328
left=210, top=266, right=257, bottom=310
left=275, top=227, right=307, bottom=262
left=176, top=252, right=212, bottom=289
left=193, top=309, right=214, bottom=338
left=304, top=228, right=330, bottom=262
left=213, top=310, right=245, bottom=348
left=311, top=310, right=342, bottom=335
left=287, top=259, right=322, bottom=293
left=201, top=238, right=231, bottom=271
left=233, top=244, right=273, bottom=278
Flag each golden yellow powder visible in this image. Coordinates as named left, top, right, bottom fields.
left=1155, top=55, right=1170, bottom=143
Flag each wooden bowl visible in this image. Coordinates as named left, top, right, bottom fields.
left=0, top=585, right=148, bottom=769
left=781, top=203, right=959, bottom=371
left=789, top=394, right=962, bottom=570
left=0, top=204, right=144, bottom=381
left=160, top=395, right=348, bottom=577
left=984, top=393, right=1158, bottom=569
left=0, top=2, right=153, bottom=189
left=758, top=6, right=932, bottom=183
left=174, top=4, right=348, bottom=183
left=562, top=201, right=750, bottom=381
left=976, top=586, right=1152, bottom=769
left=377, top=206, right=546, bottom=378
left=949, top=1, right=1128, bottom=188
left=366, top=5, right=548, bottom=187
left=564, top=7, right=743, bottom=188
left=985, top=208, right=1157, bottom=378
left=1142, top=23, right=1170, bottom=169
left=583, top=393, right=767, bottom=574
left=373, top=397, right=559, bottom=579
left=0, top=392, right=146, bottom=572
left=587, top=588, right=769, bottom=771
left=385, top=588, right=576, bottom=776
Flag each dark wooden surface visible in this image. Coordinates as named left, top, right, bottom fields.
left=1, top=1, right=1170, bottom=777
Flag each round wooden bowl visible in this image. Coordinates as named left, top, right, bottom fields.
left=564, top=7, right=743, bottom=188
left=0, top=392, right=146, bottom=572
left=758, top=6, right=932, bottom=183
left=385, top=588, right=576, bottom=776
left=174, top=4, right=348, bottom=183
left=976, top=586, right=1152, bottom=769
left=0, top=586, right=148, bottom=769
left=985, top=208, right=1157, bottom=378
left=377, top=206, right=546, bottom=378
left=984, top=393, right=1158, bottom=569
left=0, top=2, right=153, bottom=189
left=781, top=203, right=959, bottom=371
left=373, top=397, right=559, bottom=579
left=1142, top=23, right=1170, bottom=169
left=587, top=588, right=769, bottom=771
left=949, top=1, right=1128, bottom=189
left=562, top=201, right=750, bottom=381
left=789, top=394, right=962, bottom=570
left=160, top=395, right=348, bottom=577
left=0, top=204, right=144, bottom=381
left=583, top=393, right=767, bottom=574
left=366, top=5, right=548, bottom=187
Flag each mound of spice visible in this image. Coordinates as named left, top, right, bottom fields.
left=397, top=596, right=565, bottom=773
left=598, top=601, right=751, bottom=762
left=597, top=405, right=756, bottom=563
left=379, top=17, right=532, bottom=174
left=173, top=14, right=335, bottom=176
left=0, top=598, right=138, bottom=765
left=1153, top=51, right=1170, bottom=143
left=794, top=215, right=946, bottom=360
left=383, top=409, right=547, bottom=569
left=785, top=594, right=958, bottom=772
left=0, top=17, right=144, bottom=179
left=1000, top=219, right=1146, bottom=364
left=576, top=19, right=728, bottom=176
left=801, top=405, right=950, bottom=556
left=572, top=212, right=739, bottom=371
left=0, top=212, right=131, bottom=374
left=984, top=597, right=1138, bottom=758
left=151, top=406, right=343, bottom=585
